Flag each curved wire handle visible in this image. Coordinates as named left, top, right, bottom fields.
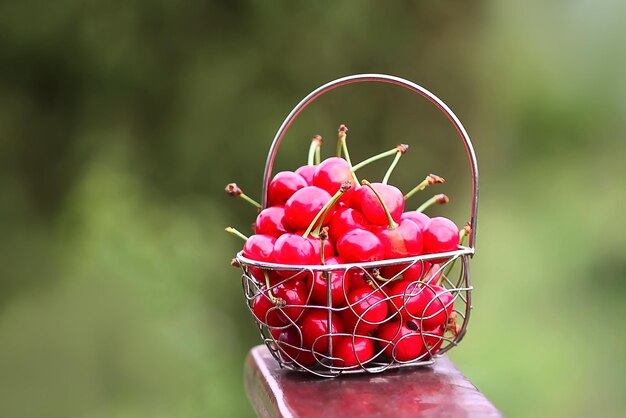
left=261, top=74, right=479, bottom=250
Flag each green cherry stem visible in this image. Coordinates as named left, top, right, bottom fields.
left=361, top=179, right=398, bottom=229
left=303, top=181, right=351, bottom=238
left=307, top=135, right=323, bottom=166
left=263, top=270, right=281, bottom=304
left=437, top=223, right=471, bottom=286
left=337, top=125, right=360, bottom=184
left=225, top=183, right=262, bottom=209
left=403, top=174, right=445, bottom=201
left=225, top=227, right=249, bottom=242
left=351, top=144, right=408, bottom=172
left=381, top=146, right=406, bottom=185
left=416, top=194, right=449, bottom=213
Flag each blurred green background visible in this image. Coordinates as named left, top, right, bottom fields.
left=1, top=1, right=625, bottom=417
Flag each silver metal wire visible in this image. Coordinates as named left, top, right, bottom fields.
left=261, top=74, right=479, bottom=249
left=237, top=74, right=478, bottom=377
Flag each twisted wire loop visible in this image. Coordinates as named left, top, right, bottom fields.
left=238, top=251, right=473, bottom=378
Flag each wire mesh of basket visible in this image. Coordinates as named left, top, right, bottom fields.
left=235, top=74, right=479, bottom=377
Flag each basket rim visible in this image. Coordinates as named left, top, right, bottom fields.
left=235, top=246, right=473, bottom=271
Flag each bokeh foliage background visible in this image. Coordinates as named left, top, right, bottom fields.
left=1, top=1, right=625, bottom=417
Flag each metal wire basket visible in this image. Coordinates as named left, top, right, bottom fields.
left=236, top=74, right=478, bottom=377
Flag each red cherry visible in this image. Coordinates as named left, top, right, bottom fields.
left=422, top=217, right=460, bottom=262
left=376, top=218, right=423, bottom=269
left=349, top=186, right=367, bottom=212
left=387, top=281, right=454, bottom=328
left=243, top=234, right=276, bottom=282
left=255, top=206, right=289, bottom=238
left=295, top=165, right=316, bottom=186
left=308, top=256, right=351, bottom=307
left=383, top=260, right=430, bottom=282
left=422, top=263, right=443, bottom=285
left=296, top=231, right=335, bottom=262
left=284, top=186, right=333, bottom=231
left=268, top=171, right=307, bottom=206
left=333, top=336, right=375, bottom=368
left=313, top=157, right=355, bottom=203
left=328, top=207, right=370, bottom=243
left=420, top=285, right=455, bottom=329
left=273, top=233, right=317, bottom=279
left=358, top=183, right=404, bottom=226
left=300, top=310, right=343, bottom=353
left=336, top=229, right=384, bottom=263
left=375, top=320, right=425, bottom=362
left=419, top=325, right=445, bottom=358
left=341, top=287, right=388, bottom=335
left=401, top=211, right=430, bottom=230
left=252, top=280, right=308, bottom=327
left=277, top=326, right=317, bottom=366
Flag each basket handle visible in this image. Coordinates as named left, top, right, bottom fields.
left=261, top=74, right=479, bottom=250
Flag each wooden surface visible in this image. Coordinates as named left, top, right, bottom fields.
left=244, top=345, right=502, bottom=418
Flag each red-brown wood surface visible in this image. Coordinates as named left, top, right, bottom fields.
left=244, top=345, right=502, bottom=418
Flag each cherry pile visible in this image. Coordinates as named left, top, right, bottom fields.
left=226, top=125, right=470, bottom=370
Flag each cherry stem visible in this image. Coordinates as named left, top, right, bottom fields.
left=361, top=179, right=398, bottom=229
left=308, top=135, right=323, bottom=166
left=319, top=227, right=328, bottom=266
left=303, top=182, right=351, bottom=238
left=416, top=194, right=449, bottom=213
left=403, top=174, right=445, bottom=201
left=263, top=270, right=280, bottom=304
left=351, top=145, right=407, bottom=172
left=437, top=223, right=471, bottom=286
left=382, top=151, right=402, bottom=185
left=337, top=124, right=360, bottom=185
left=225, top=183, right=262, bottom=209
left=371, top=268, right=391, bottom=282
left=225, top=227, right=249, bottom=242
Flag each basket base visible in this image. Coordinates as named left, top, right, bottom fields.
left=245, top=345, right=502, bottom=418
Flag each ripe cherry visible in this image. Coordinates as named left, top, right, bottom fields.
left=420, top=285, right=455, bottom=329
left=295, top=165, right=316, bottom=186
left=341, top=287, right=388, bottom=335
left=358, top=182, right=404, bottom=226
left=328, top=207, right=370, bottom=244
left=383, top=260, right=430, bottom=282
left=336, top=229, right=384, bottom=263
left=284, top=186, right=333, bottom=231
left=400, top=211, right=430, bottom=230
left=423, top=217, right=460, bottom=262
left=387, top=281, right=454, bottom=328
left=297, top=231, right=335, bottom=262
left=273, top=233, right=317, bottom=279
left=267, top=171, right=307, bottom=207
left=277, top=326, right=317, bottom=366
left=333, top=336, right=375, bottom=368
left=308, top=256, right=351, bottom=307
left=313, top=157, right=355, bottom=203
left=255, top=206, right=289, bottom=238
left=375, top=320, right=425, bottom=362
left=300, top=310, right=343, bottom=354
left=241, top=233, right=276, bottom=283
left=252, top=280, right=308, bottom=327
left=420, top=325, right=445, bottom=358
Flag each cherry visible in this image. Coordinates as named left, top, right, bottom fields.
left=308, top=256, right=351, bottom=307
left=333, top=336, right=375, bottom=368
left=358, top=182, right=404, bottom=226
left=349, top=186, right=367, bottom=212
left=387, top=281, right=454, bottom=328
left=383, top=260, right=430, bottom=282
left=273, top=233, right=317, bottom=279
left=400, top=211, right=430, bottom=230
left=277, top=326, right=317, bottom=366
left=341, top=287, right=388, bottom=335
left=300, top=310, right=343, bottom=354
left=313, top=157, right=355, bottom=203
left=376, top=219, right=423, bottom=261
left=284, top=186, right=333, bottom=231
left=295, top=165, right=316, bottom=186
left=252, top=280, right=308, bottom=327
left=328, top=207, right=370, bottom=243
left=375, top=320, right=425, bottom=362
left=422, top=217, right=460, bottom=262
left=242, top=233, right=275, bottom=263
left=336, top=229, right=384, bottom=263
left=255, top=206, right=289, bottom=237
left=268, top=171, right=307, bottom=207
left=297, top=231, right=335, bottom=262
left=420, top=325, right=445, bottom=358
